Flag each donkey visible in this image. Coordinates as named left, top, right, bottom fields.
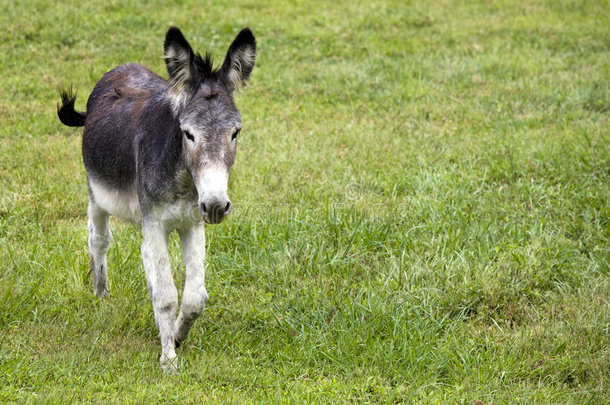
left=57, top=27, right=256, bottom=373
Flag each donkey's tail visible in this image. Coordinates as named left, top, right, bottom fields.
left=57, top=86, right=86, bottom=127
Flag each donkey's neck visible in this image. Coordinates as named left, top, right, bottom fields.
left=137, top=94, right=196, bottom=204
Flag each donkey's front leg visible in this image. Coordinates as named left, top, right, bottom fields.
left=174, top=223, right=208, bottom=346
left=141, top=219, right=179, bottom=373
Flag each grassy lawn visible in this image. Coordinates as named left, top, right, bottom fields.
left=1, top=0, right=609, bottom=402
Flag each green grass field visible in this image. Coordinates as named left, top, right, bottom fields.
left=1, top=0, right=609, bottom=402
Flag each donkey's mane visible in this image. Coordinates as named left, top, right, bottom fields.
left=193, top=51, right=216, bottom=79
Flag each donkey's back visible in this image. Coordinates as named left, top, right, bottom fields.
left=89, top=64, right=166, bottom=184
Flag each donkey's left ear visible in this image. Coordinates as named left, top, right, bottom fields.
left=220, top=28, right=256, bottom=92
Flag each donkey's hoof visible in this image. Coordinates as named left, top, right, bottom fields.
left=163, top=363, right=178, bottom=375
left=174, top=339, right=181, bottom=349
left=94, top=289, right=109, bottom=299
left=160, top=353, right=178, bottom=374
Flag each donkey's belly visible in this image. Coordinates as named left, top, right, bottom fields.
left=89, top=179, right=141, bottom=223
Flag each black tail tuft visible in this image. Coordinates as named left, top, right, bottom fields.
left=57, top=86, right=86, bottom=127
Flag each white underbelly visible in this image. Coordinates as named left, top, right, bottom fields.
left=89, top=180, right=142, bottom=223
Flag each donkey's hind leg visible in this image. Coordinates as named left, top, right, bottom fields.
left=88, top=198, right=111, bottom=297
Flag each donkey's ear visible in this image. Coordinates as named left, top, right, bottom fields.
left=220, top=28, right=256, bottom=92
left=164, top=27, right=199, bottom=94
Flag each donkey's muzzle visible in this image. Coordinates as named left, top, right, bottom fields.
left=201, top=199, right=232, bottom=224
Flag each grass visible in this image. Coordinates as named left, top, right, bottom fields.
left=1, top=0, right=609, bottom=402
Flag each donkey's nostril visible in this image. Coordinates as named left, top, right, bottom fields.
left=201, top=199, right=231, bottom=223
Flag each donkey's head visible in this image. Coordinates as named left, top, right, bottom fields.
left=164, top=27, right=256, bottom=224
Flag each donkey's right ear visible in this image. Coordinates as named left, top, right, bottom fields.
left=164, top=27, right=199, bottom=95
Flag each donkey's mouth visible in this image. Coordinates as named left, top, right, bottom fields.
left=203, top=216, right=227, bottom=225
left=202, top=211, right=228, bottom=225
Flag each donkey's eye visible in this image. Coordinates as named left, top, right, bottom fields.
left=184, top=131, right=194, bottom=142
left=232, top=129, right=241, bottom=141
